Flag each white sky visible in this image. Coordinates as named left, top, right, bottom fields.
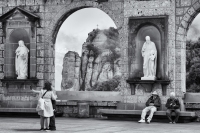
left=187, top=13, right=200, bottom=41
left=55, top=8, right=116, bottom=90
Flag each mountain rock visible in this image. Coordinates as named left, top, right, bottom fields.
left=61, top=51, right=80, bottom=91
left=61, top=27, right=121, bottom=91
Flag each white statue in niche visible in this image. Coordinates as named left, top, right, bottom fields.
left=141, top=36, right=157, bottom=80
left=15, top=40, right=29, bottom=79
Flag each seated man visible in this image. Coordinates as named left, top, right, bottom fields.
left=165, top=92, right=180, bottom=124
left=138, top=91, right=161, bottom=124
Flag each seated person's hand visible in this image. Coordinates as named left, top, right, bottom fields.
left=149, top=103, right=154, bottom=106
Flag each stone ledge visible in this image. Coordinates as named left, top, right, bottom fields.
left=98, top=109, right=196, bottom=117
left=0, top=108, right=36, bottom=112
left=56, top=101, right=118, bottom=107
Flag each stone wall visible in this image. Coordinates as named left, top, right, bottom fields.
left=0, top=0, right=200, bottom=112
left=122, top=0, right=176, bottom=108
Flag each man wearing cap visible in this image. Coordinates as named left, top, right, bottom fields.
left=138, top=91, right=161, bottom=124
left=165, top=92, right=180, bottom=124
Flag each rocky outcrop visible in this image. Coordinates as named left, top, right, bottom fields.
left=61, top=27, right=121, bottom=91
left=61, top=51, right=80, bottom=91
left=79, top=27, right=121, bottom=91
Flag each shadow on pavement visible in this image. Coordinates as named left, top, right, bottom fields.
left=13, top=129, right=39, bottom=132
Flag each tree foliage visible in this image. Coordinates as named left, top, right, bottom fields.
left=186, top=38, right=200, bottom=92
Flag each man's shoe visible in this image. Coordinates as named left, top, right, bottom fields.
left=49, top=128, right=56, bottom=131
left=146, top=119, right=151, bottom=124
left=138, top=119, right=145, bottom=123
left=169, top=122, right=173, bottom=124
left=40, top=128, right=44, bottom=131
left=173, top=122, right=176, bottom=124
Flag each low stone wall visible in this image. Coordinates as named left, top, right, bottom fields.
left=184, top=93, right=200, bottom=121
left=56, top=101, right=118, bottom=118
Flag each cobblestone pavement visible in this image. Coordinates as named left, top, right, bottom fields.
left=0, top=117, right=199, bottom=133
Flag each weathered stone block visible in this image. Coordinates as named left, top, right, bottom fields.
left=35, top=0, right=44, bottom=5
left=37, top=73, right=43, bottom=79
left=175, top=40, right=182, bottom=49
left=21, top=96, right=29, bottom=101
left=176, top=34, right=184, bottom=41
left=45, top=12, right=56, bottom=20
left=37, top=58, right=44, bottom=64
left=0, top=37, right=3, bottom=44
left=111, top=2, right=122, bottom=11
left=0, top=65, right=3, bottom=72
left=49, top=73, right=54, bottom=80
left=175, top=65, right=181, bottom=73
left=44, top=65, right=52, bottom=72
left=37, top=65, right=44, bottom=72
left=16, top=0, right=25, bottom=6
left=0, top=44, right=4, bottom=50
left=0, top=58, right=4, bottom=65
left=44, top=58, right=53, bottom=64
left=37, top=35, right=44, bottom=43
left=37, top=80, right=44, bottom=87
left=176, top=0, right=181, bottom=7
left=44, top=50, right=53, bottom=57
left=183, top=7, right=189, bottom=14
left=175, top=72, right=181, bottom=81
left=183, top=13, right=191, bottom=22
left=37, top=43, right=45, bottom=50
left=187, top=6, right=195, bottom=16
left=0, top=7, right=2, bottom=15
left=181, top=0, right=191, bottom=6
left=193, top=1, right=200, bottom=10
left=37, top=28, right=44, bottom=35
left=125, top=95, right=137, bottom=103
left=44, top=5, right=62, bottom=12
left=7, top=0, right=16, bottom=6
left=0, top=73, right=4, bottom=79
left=26, top=0, right=35, bottom=5
left=176, top=8, right=184, bottom=15
left=177, top=27, right=185, bottom=34
left=37, top=50, right=44, bottom=57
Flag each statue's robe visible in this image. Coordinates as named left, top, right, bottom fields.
left=141, top=41, right=157, bottom=78
left=15, top=42, right=29, bottom=79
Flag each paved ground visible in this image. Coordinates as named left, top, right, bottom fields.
left=0, top=117, right=200, bottom=133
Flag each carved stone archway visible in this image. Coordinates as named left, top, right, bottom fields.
left=46, top=1, right=123, bottom=46
left=175, top=0, right=200, bottom=94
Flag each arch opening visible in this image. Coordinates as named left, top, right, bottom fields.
left=186, top=13, right=200, bottom=93
left=54, top=8, right=117, bottom=91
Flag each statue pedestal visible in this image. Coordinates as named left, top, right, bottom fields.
left=0, top=78, right=39, bottom=109
left=126, top=79, right=170, bottom=95
left=141, top=77, right=156, bottom=80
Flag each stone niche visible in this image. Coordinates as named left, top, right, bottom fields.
left=127, top=16, right=170, bottom=95
left=0, top=7, right=39, bottom=108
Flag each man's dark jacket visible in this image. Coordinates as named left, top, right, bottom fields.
left=146, top=95, right=161, bottom=109
left=165, top=98, right=180, bottom=109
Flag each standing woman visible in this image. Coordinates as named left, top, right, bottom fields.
left=31, top=81, right=57, bottom=131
